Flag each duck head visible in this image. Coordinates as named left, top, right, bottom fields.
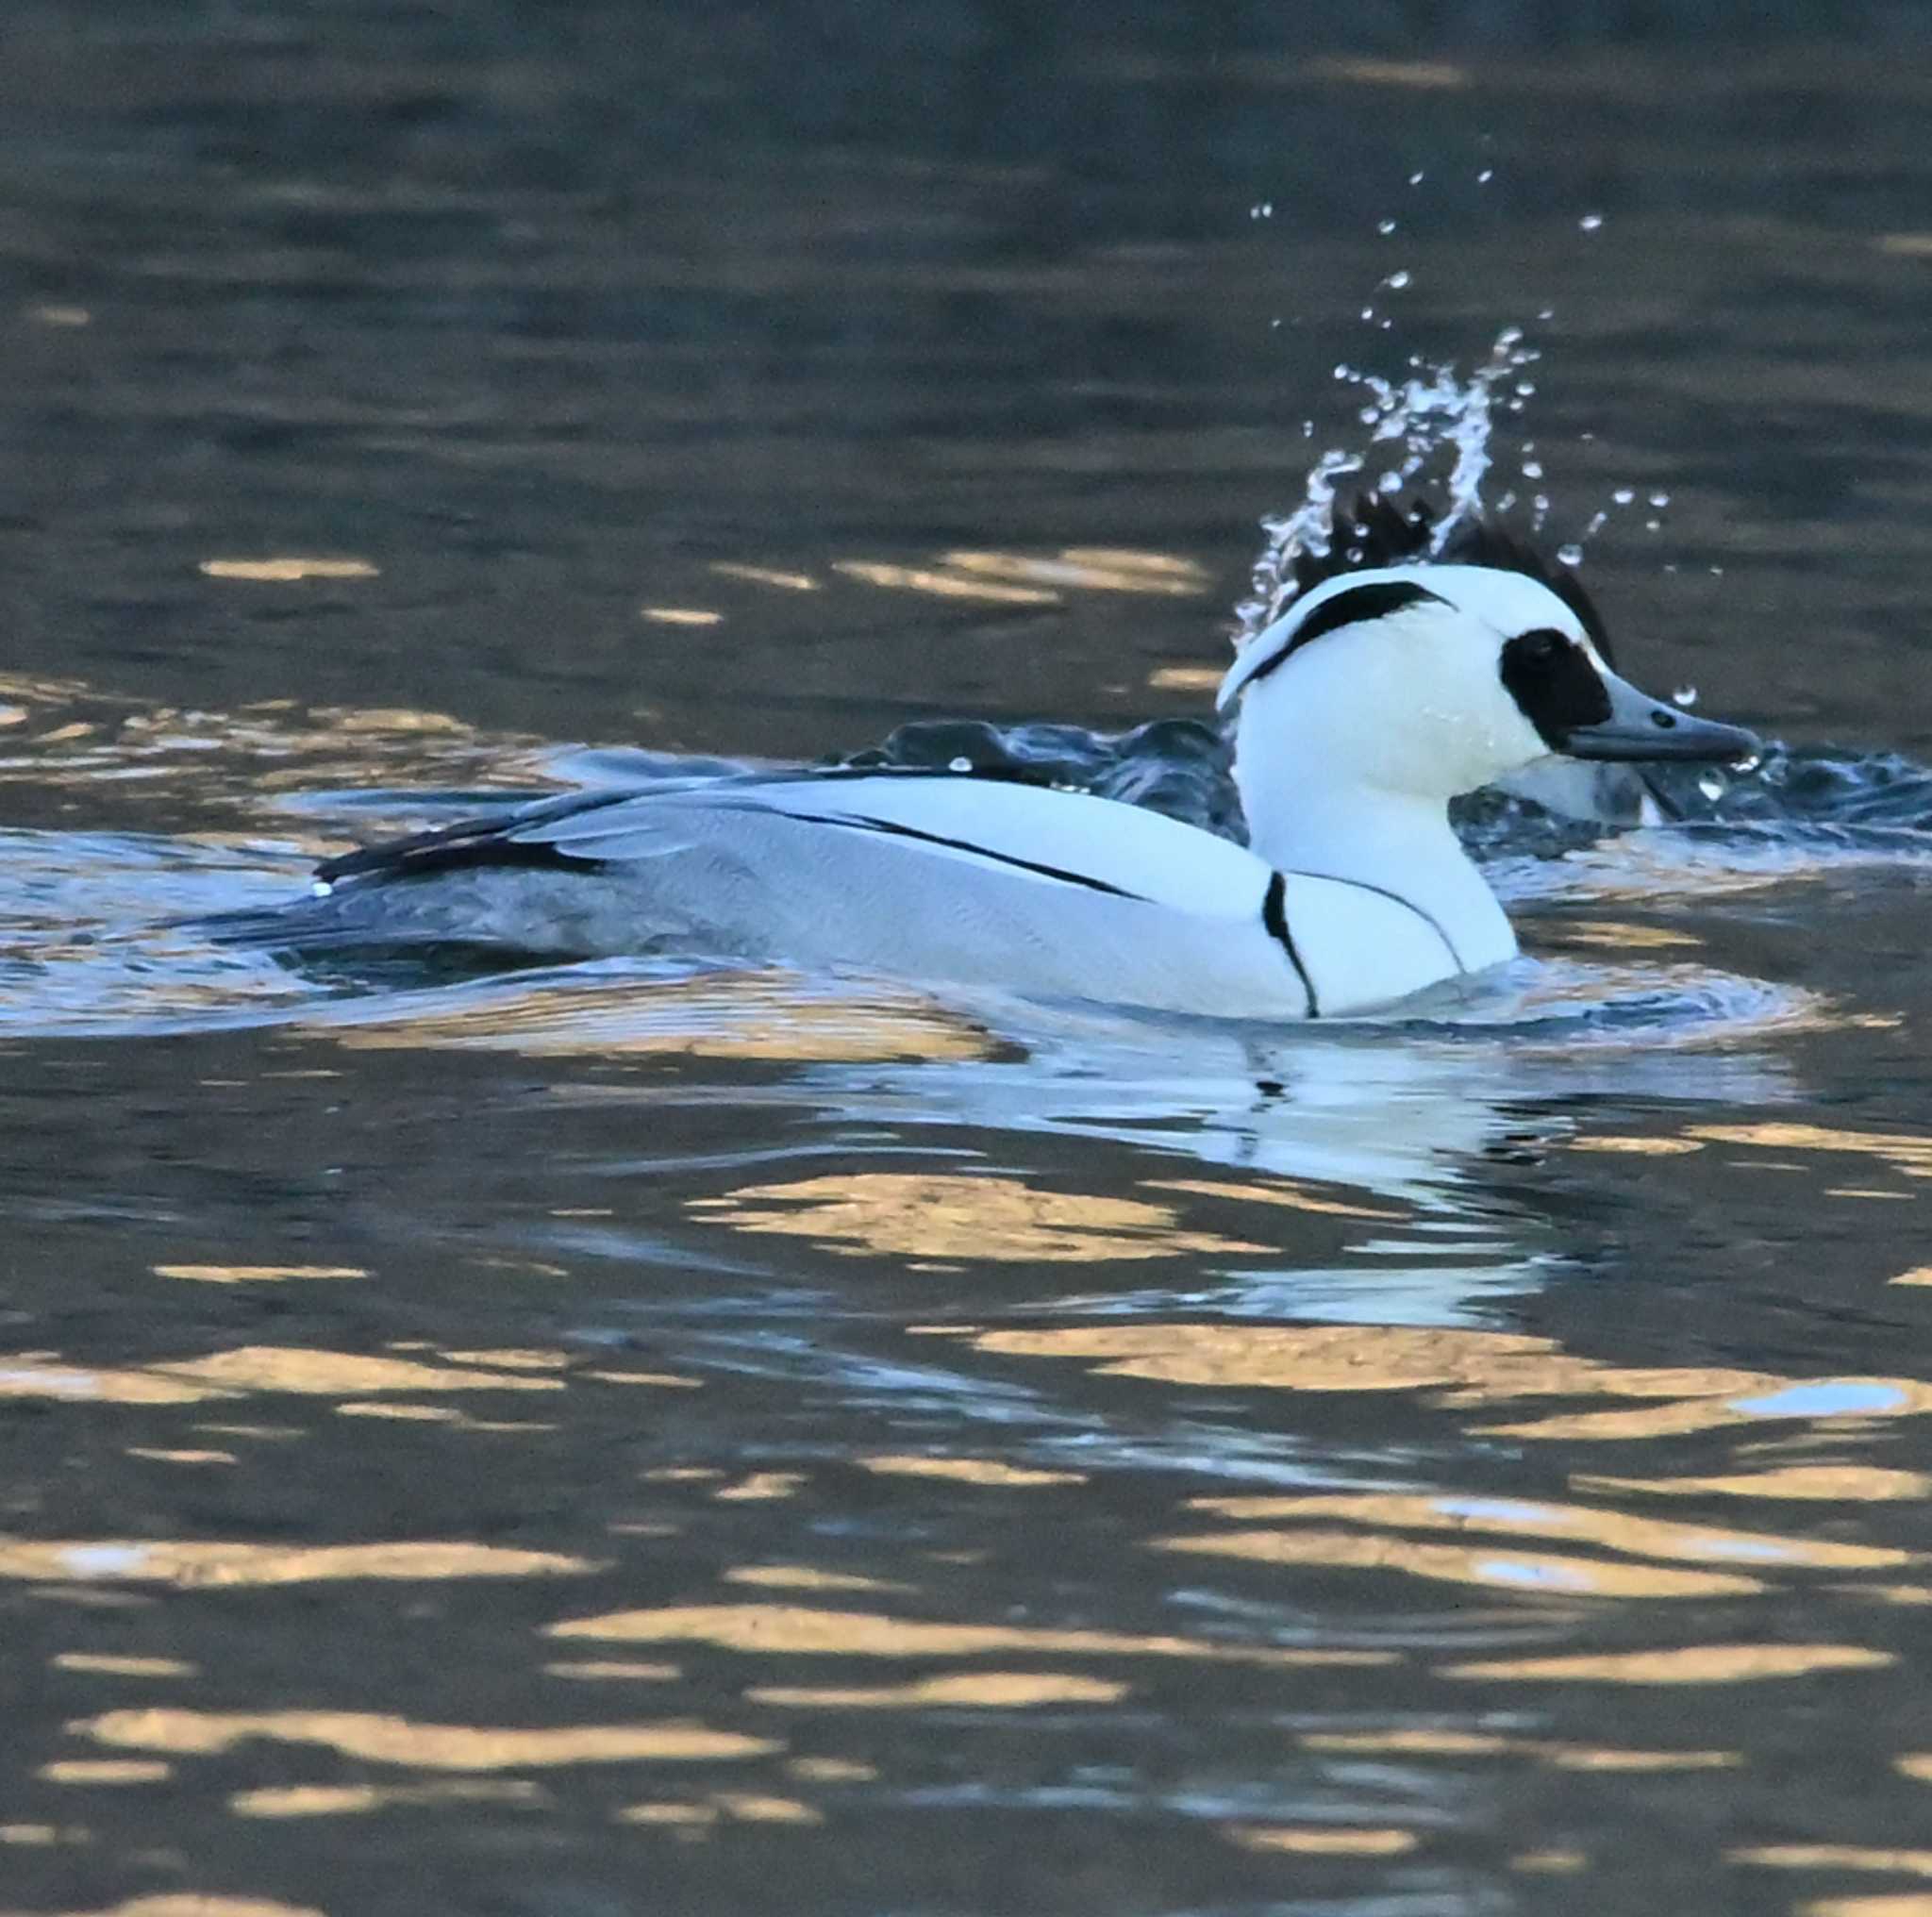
left=1218, top=558, right=1758, bottom=808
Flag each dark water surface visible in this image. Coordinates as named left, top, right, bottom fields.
left=8, top=9, right=1932, bottom=1915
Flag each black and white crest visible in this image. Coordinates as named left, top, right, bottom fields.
left=1275, top=493, right=1615, bottom=665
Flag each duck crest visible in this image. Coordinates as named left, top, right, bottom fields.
left=1279, top=493, right=1614, bottom=663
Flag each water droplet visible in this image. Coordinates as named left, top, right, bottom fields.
left=1532, top=493, right=1552, bottom=524
left=1358, top=406, right=1380, bottom=425
left=1408, top=170, right=1425, bottom=186
left=1521, top=460, right=1544, bottom=479
left=1514, top=381, right=1536, bottom=398
left=1645, top=518, right=1661, bottom=532
left=1709, top=565, right=1725, bottom=576
left=1538, top=308, right=1556, bottom=321
left=1477, top=168, right=1494, bottom=183
left=1377, top=218, right=1398, bottom=236
left=949, top=757, right=974, bottom=772
left=1557, top=542, right=1584, bottom=566
left=1612, top=486, right=1635, bottom=506
left=1385, top=270, right=1412, bottom=291
left=1301, top=420, right=1315, bottom=438
left=1672, top=685, right=1699, bottom=708
left=1579, top=212, right=1604, bottom=231
left=1579, top=431, right=1595, bottom=442
left=1270, top=317, right=1283, bottom=327
left=1360, top=307, right=1376, bottom=322
left=1377, top=471, right=1403, bottom=492
left=1649, top=491, right=1671, bottom=508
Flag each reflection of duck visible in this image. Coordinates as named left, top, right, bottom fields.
left=265, top=508, right=1756, bottom=1019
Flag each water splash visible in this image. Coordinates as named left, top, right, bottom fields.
left=1236, top=326, right=1541, bottom=645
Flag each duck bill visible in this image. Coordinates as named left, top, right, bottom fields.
left=1560, top=670, right=1759, bottom=763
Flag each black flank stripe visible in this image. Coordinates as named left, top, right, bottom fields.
left=1247, top=578, right=1449, bottom=691
left=1263, top=873, right=1319, bottom=1016
left=792, top=811, right=1147, bottom=899
left=1281, top=869, right=1465, bottom=973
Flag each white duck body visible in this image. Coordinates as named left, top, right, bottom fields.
left=273, top=541, right=1757, bottom=1021
left=296, top=771, right=1480, bottom=1018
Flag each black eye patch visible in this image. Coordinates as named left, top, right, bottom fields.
left=1499, top=627, right=1611, bottom=749
left=1243, top=578, right=1449, bottom=691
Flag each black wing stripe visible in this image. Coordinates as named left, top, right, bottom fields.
left=315, top=790, right=636, bottom=886
left=786, top=810, right=1148, bottom=898
left=1262, top=873, right=1319, bottom=1016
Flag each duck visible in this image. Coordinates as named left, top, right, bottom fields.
left=252, top=503, right=1758, bottom=1020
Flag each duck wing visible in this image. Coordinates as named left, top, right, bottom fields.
left=317, top=769, right=1272, bottom=920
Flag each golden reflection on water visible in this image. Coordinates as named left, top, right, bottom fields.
left=72, top=1710, right=778, bottom=1771
left=150, top=1264, right=366, bottom=1285
left=1301, top=1729, right=1740, bottom=1771
left=227, top=1780, right=546, bottom=1820
left=938, top=548, right=1208, bottom=596
left=1158, top=1524, right=1761, bottom=1600
left=1438, top=1644, right=1893, bottom=1683
left=1738, top=1846, right=1932, bottom=1877
left=713, top=1472, right=806, bottom=1503
left=746, top=1672, right=1127, bottom=1709
left=1228, top=1825, right=1419, bottom=1856
left=543, top=1661, right=681, bottom=1683
left=37, top=1760, right=175, bottom=1786
left=830, top=544, right=1208, bottom=608
left=856, top=1455, right=1085, bottom=1486
left=1142, top=1175, right=1404, bottom=1221
left=831, top=560, right=1060, bottom=606
left=1807, top=1899, right=1932, bottom=1917
left=970, top=1323, right=1932, bottom=1449
left=1688, top=1122, right=1932, bottom=1176
left=690, top=1173, right=1269, bottom=1262
left=708, top=561, right=818, bottom=591
left=1185, top=1492, right=1909, bottom=1572
left=615, top=1792, right=823, bottom=1828
left=41, top=1901, right=326, bottom=1917
left=52, top=1654, right=196, bottom=1678
left=638, top=607, right=724, bottom=626
left=546, top=1602, right=1395, bottom=1668
left=198, top=558, right=379, bottom=582
left=0, top=1539, right=591, bottom=1587
left=1574, top=1465, right=1932, bottom=1501
left=325, top=973, right=989, bottom=1064
left=724, top=1565, right=909, bottom=1592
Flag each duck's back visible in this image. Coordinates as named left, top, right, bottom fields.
left=295, top=772, right=1311, bottom=1017
left=269, top=770, right=1497, bottom=1019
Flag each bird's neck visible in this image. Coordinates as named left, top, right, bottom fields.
left=1235, top=766, right=1516, bottom=974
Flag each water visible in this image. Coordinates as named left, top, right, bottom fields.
left=8, top=10, right=1932, bottom=1916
